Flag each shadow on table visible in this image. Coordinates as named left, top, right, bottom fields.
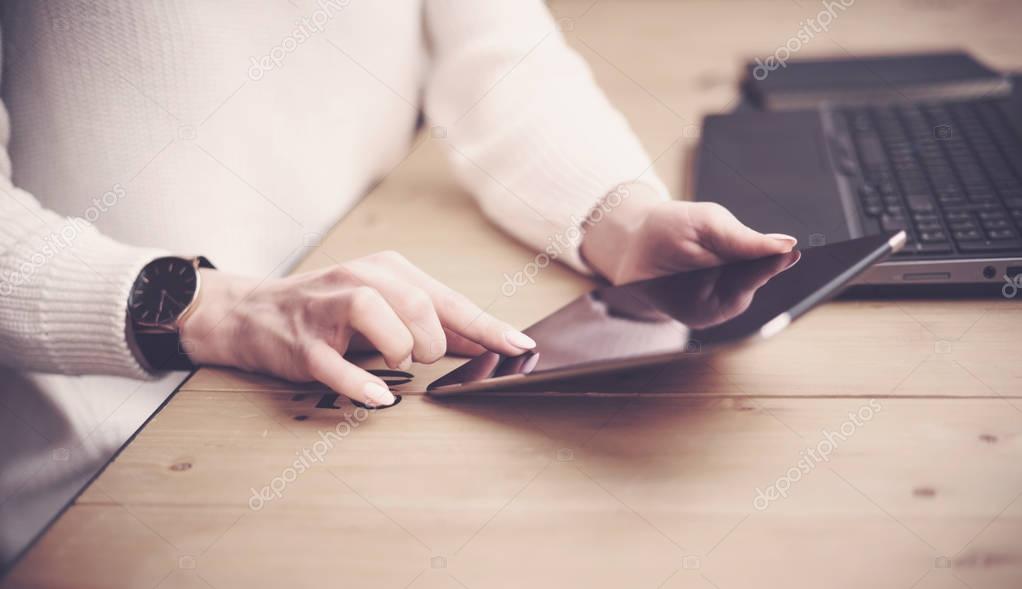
left=421, top=356, right=745, bottom=467
left=423, top=353, right=735, bottom=396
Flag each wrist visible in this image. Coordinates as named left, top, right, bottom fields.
left=178, top=268, right=250, bottom=366
left=580, top=182, right=666, bottom=281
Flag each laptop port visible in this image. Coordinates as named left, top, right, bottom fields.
left=904, top=272, right=951, bottom=281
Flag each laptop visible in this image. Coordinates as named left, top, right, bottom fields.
left=693, top=86, right=1022, bottom=288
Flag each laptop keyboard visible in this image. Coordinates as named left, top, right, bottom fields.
left=836, top=99, right=1022, bottom=257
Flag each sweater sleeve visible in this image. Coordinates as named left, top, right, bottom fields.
left=0, top=99, right=166, bottom=378
left=423, top=0, right=670, bottom=273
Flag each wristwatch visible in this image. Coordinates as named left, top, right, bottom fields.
left=126, top=256, right=216, bottom=371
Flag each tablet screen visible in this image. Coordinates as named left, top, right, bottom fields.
left=429, top=233, right=896, bottom=392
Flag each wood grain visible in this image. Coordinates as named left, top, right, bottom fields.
left=6, top=1, right=1022, bottom=588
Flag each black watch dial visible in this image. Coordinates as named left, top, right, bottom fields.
left=129, top=257, right=198, bottom=326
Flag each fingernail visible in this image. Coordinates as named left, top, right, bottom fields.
left=362, top=382, right=395, bottom=407
left=782, top=253, right=801, bottom=271
left=398, top=355, right=412, bottom=371
left=504, top=330, right=536, bottom=350
left=766, top=233, right=798, bottom=248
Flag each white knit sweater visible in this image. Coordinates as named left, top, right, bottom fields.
left=0, top=0, right=668, bottom=378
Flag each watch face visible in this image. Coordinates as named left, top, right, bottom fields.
left=129, top=257, right=198, bottom=326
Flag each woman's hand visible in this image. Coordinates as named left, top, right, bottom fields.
left=580, top=184, right=798, bottom=284
left=178, top=251, right=536, bottom=407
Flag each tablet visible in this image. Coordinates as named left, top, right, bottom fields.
left=428, top=231, right=905, bottom=395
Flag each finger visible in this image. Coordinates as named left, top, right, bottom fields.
left=345, top=332, right=375, bottom=353
left=380, top=255, right=535, bottom=355
left=444, top=327, right=486, bottom=357
left=345, top=263, right=447, bottom=363
left=435, top=291, right=535, bottom=356
left=692, top=202, right=798, bottom=260
left=343, top=286, right=415, bottom=370
left=705, top=251, right=802, bottom=327
left=722, top=249, right=802, bottom=298
left=305, top=340, right=396, bottom=407
left=707, top=291, right=757, bottom=327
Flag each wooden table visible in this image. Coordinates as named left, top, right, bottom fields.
left=6, top=1, right=1022, bottom=587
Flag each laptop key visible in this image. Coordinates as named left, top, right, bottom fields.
left=953, top=229, right=982, bottom=241
left=988, top=228, right=1018, bottom=240
left=938, top=197, right=968, bottom=207
left=983, top=218, right=1011, bottom=230
left=968, top=192, right=998, bottom=203
left=915, top=242, right=954, bottom=254
left=943, top=203, right=1000, bottom=213
left=919, top=231, right=948, bottom=243
left=906, top=194, right=936, bottom=212
left=949, top=220, right=979, bottom=231
left=957, top=239, right=1022, bottom=253
left=881, top=215, right=909, bottom=232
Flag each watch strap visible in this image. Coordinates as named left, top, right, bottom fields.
left=195, top=256, right=216, bottom=270
left=135, top=331, right=196, bottom=371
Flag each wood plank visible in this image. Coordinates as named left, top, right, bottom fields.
left=7, top=395, right=1021, bottom=588
left=7, top=1, right=1022, bottom=587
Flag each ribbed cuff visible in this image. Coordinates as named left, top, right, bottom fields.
left=0, top=213, right=166, bottom=378
left=560, top=179, right=671, bottom=276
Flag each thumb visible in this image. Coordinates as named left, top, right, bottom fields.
left=694, top=202, right=798, bottom=260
